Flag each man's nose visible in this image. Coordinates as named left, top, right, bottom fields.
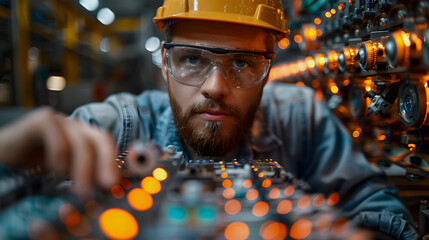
left=200, top=65, right=230, bottom=100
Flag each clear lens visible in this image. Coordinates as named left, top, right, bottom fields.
left=166, top=46, right=271, bottom=88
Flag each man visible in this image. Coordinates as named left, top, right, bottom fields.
left=0, top=0, right=418, bottom=239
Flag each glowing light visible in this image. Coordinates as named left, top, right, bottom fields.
left=222, top=179, right=233, bottom=188
left=284, top=186, right=295, bottom=196
left=224, top=199, right=241, bottom=215
left=290, top=219, right=312, bottom=239
left=290, top=64, right=299, bottom=75
left=224, top=222, right=249, bottom=240
left=317, top=29, right=323, bottom=37
left=253, top=167, right=259, bottom=172
left=314, top=17, right=322, bottom=25
left=145, top=36, right=161, bottom=52
left=331, top=218, right=349, bottom=236
left=365, top=86, right=372, bottom=92
left=121, top=178, right=132, bottom=189
left=223, top=188, right=236, bottom=199
left=262, top=179, right=272, bottom=188
left=294, top=35, right=303, bottom=44
left=377, top=134, right=386, bottom=141
left=311, top=80, right=321, bottom=88
left=296, top=81, right=305, bottom=88
left=277, top=199, right=292, bottom=214
left=331, top=86, right=339, bottom=94
left=100, top=37, right=109, bottom=52
left=47, top=76, right=66, bottom=91
left=316, top=55, right=326, bottom=67
left=306, top=56, right=315, bottom=69
left=243, top=179, right=252, bottom=188
left=425, top=82, right=428, bottom=88
left=127, top=188, right=153, bottom=211
left=252, top=201, right=269, bottom=217
left=168, top=206, right=187, bottom=221
left=352, top=130, right=360, bottom=138
left=298, top=60, right=307, bottom=72
left=141, top=176, right=161, bottom=194
left=221, top=172, right=228, bottom=178
left=111, top=185, right=125, bottom=199
left=198, top=206, right=216, bottom=223
left=64, top=211, right=81, bottom=227
left=97, top=8, right=115, bottom=25
left=79, top=0, right=99, bottom=11
left=313, top=194, right=325, bottom=207
left=260, top=221, right=288, bottom=240
left=314, top=214, right=333, bottom=232
left=153, top=168, right=168, bottom=181
left=327, top=192, right=340, bottom=206
left=325, top=12, right=332, bottom=18
left=304, top=28, right=317, bottom=41
left=246, top=188, right=259, bottom=201
left=401, top=32, right=411, bottom=47
left=269, top=188, right=281, bottom=199
left=297, top=195, right=312, bottom=209
left=278, top=38, right=290, bottom=49
left=338, top=3, right=345, bottom=10
left=331, top=8, right=336, bottom=14
left=343, top=79, right=350, bottom=86
left=99, top=209, right=138, bottom=239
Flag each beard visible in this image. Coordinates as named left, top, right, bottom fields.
left=169, top=90, right=260, bottom=157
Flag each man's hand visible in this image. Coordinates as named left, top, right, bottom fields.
left=0, top=108, right=120, bottom=199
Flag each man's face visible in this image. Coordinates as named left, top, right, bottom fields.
left=162, top=20, right=275, bottom=157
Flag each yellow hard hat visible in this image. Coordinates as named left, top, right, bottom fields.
left=153, top=0, right=289, bottom=38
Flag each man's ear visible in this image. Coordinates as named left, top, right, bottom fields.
left=161, top=42, right=168, bottom=83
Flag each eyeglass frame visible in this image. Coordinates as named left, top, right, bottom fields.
left=162, top=42, right=276, bottom=88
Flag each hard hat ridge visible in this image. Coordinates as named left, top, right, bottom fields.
left=153, top=0, right=289, bottom=39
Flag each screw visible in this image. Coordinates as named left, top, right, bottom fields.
left=354, top=28, right=360, bottom=37
left=398, top=9, right=407, bottom=19
left=366, top=23, right=372, bottom=32
left=379, top=17, right=387, bottom=27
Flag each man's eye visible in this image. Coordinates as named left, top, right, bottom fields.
left=185, top=56, right=200, bottom=65
left=233, top=60, right=248, bottom=68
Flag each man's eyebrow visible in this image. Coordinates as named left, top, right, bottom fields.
left=163, top=43, right=275, bottom=58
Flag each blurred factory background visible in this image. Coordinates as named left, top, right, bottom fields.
left=0, top=0, right=305, bottom=115
left=0, top=0, right=167, bottom=114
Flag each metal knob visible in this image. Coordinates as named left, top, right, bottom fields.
left=339, top=46, right=358, bottom=72
left=327, top=50, right=339, bottom=72
left=358, top=40, right=387, bottom=71
left=385, top=30, right=410, bottom=67
left=313, top=53, right=326, bottom=74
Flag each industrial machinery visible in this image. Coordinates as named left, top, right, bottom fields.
left=269, top=0, right=429, bottom=237
left=0, top=143, right=377, bottom=239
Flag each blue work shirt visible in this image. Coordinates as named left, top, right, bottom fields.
left=69, top=82, right=417, bottom=239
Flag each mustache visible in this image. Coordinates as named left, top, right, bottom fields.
left=187, top=99, right=240, bottom=117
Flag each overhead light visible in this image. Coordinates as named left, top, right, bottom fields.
left=97, top=8, right=115, bottom=25
left=79, top=0, right=99, bottom=11
left=145, top=37, right=160, bottom=52
left=100, top=37, right=110, bottom=52
left=47, top=76, right=66, bottom=91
